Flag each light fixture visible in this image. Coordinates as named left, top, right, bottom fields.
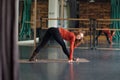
left=89, top=0, right=95, bottom=3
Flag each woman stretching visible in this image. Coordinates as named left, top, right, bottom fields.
left=29, top=27, right=84, bottom=62
left=95, top=27, right=115, bottom=45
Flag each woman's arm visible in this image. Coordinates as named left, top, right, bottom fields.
left=69, top=42, right=74, bottom=60
left=69, top=36, right=76, bottom=61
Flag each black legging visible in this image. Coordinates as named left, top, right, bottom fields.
left=34, top=27, right=70, bottom=58
left=95, top=30, right=111, bottom=44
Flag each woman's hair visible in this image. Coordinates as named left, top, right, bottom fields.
left=111, top=30, right=115, bottom=35
left=74, top=38, right=84, bottom=47
left=72, top=30, right=85, bottom=36
left=72, top=30, right=85, bottom=47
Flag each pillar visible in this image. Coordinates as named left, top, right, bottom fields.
left=48, top=0, right=59, bottom=27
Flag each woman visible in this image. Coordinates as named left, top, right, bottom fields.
left=95, top=27, right=115, bottom=45
left=29, top=27, right=84, bottom=62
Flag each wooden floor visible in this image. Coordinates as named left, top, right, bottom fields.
left=19, top=41, right=120, bottom=80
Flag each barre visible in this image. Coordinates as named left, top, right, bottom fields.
left=96, top=28, right=120, bottom=31
left=24, top=18, right=120, bottom=24
left=97, top=19, right=120, bottom=21
left=42, top=18, right=89, bottom=21
left=40, top=27, right=89, bottom=31
left=40, top=27, right=120, bottom=31
left=42, top=18, right=120, bottom=21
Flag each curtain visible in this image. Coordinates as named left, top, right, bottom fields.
left=0, top=0, right=19, bottom=80
left=110, top=0, right=120, bottom=42
left=19, top=0, right=32, bottom=40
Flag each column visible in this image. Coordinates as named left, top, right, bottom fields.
left=48, top=0, right=59, bottom=27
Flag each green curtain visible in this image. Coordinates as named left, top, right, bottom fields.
left=110, top=0, right=120, bottom=42
left=19, top=0, right=32, bottom=40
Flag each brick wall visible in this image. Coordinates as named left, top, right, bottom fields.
left=19, top=0, right=48, bottom=29
left=19, top=1, right=110, bottom=29
left=31, top=0, right=48, bottom=28
left=79, top=2, right=111, bottom=28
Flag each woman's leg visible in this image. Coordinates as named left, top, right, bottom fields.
left=104, top=32, right=111, bottom=44
left=95, top=30, right=102, bottom=40
left=95, top=30, right=102, bottom=45
left=29, top=28, right=52, bottom=61
left=50, top=28, right=70, bottom=59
